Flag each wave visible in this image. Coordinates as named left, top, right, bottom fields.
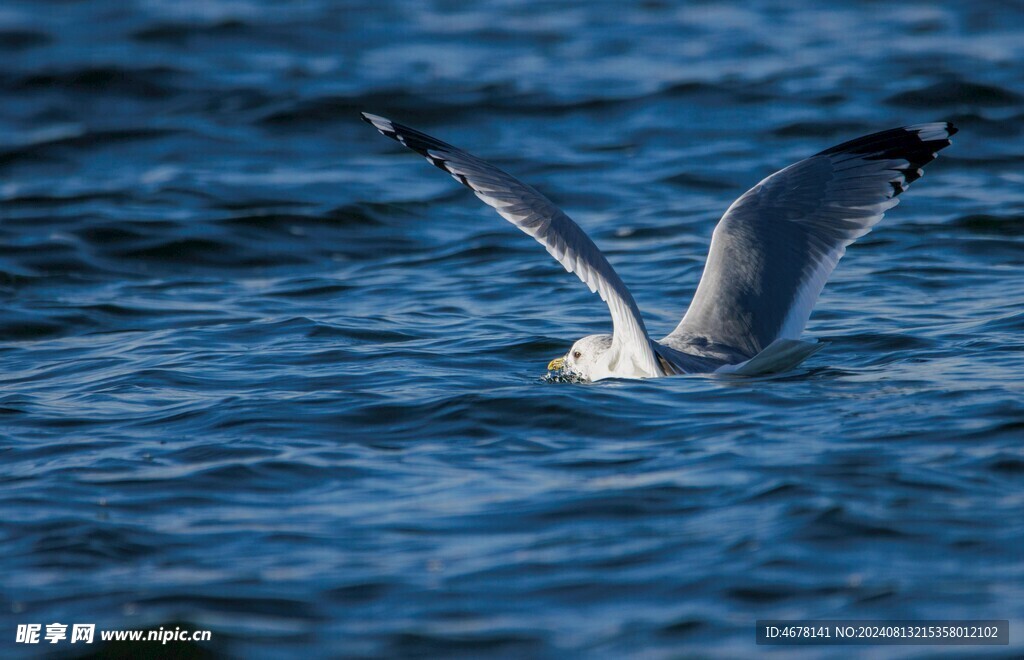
left=949, top=213, right=1024, bottom=236
left=131, top=19, right=249, bottom=44
left=0, top=28, right=52, bottom=51
left=260, top=79, right=791, bottom=127
left=885, top=80, right=1022, bottom=108
left=7, top=65, right=183, bottom=99
left=0, top=128, right=182, bottom=168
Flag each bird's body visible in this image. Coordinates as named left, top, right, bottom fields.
left=362, top=113, right=956, bottom=382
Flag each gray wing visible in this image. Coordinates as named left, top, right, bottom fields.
left=362, top=113, right=661, bottom=375
left=666, top=123, right=957, bottom=358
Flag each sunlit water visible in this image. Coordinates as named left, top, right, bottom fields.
left=1, top=0, right=1023, bottom=656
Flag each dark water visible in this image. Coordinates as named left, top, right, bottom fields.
left=2, top=0, right=1023, bottom=657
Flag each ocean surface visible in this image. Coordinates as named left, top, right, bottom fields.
left=1, top=0, right=1023, bottom=657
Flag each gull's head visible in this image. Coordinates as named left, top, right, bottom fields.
left=547, top=334, right=614, bottom=382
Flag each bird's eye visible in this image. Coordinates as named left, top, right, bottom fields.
left=573, top=351, right=582, bottom=359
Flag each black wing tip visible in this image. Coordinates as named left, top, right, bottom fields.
left=819, top=121, right=958, bottom=158
left=907, top=121, right=957, bottom=144
left=892, top=122, right=957, bottom=193
left=819, top=121, right=958, bottom=192
left=813, top=121, right=957, bottom=198
left=360, top=112, right=458, bottom=174
left=360, top=111, right=396, bottom=136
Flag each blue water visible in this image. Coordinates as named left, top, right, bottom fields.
left=2, top=0, right=1023, bottom=656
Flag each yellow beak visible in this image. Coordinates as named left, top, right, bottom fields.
left=547, top=357, right=565, bottom=372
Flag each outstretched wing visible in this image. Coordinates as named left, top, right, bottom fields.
left=667, top=122, right=957, bottom=358
left=362, top=113, right=661, bottom=376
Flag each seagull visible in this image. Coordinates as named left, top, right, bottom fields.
left=362, top=112, right=956, bottom=382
